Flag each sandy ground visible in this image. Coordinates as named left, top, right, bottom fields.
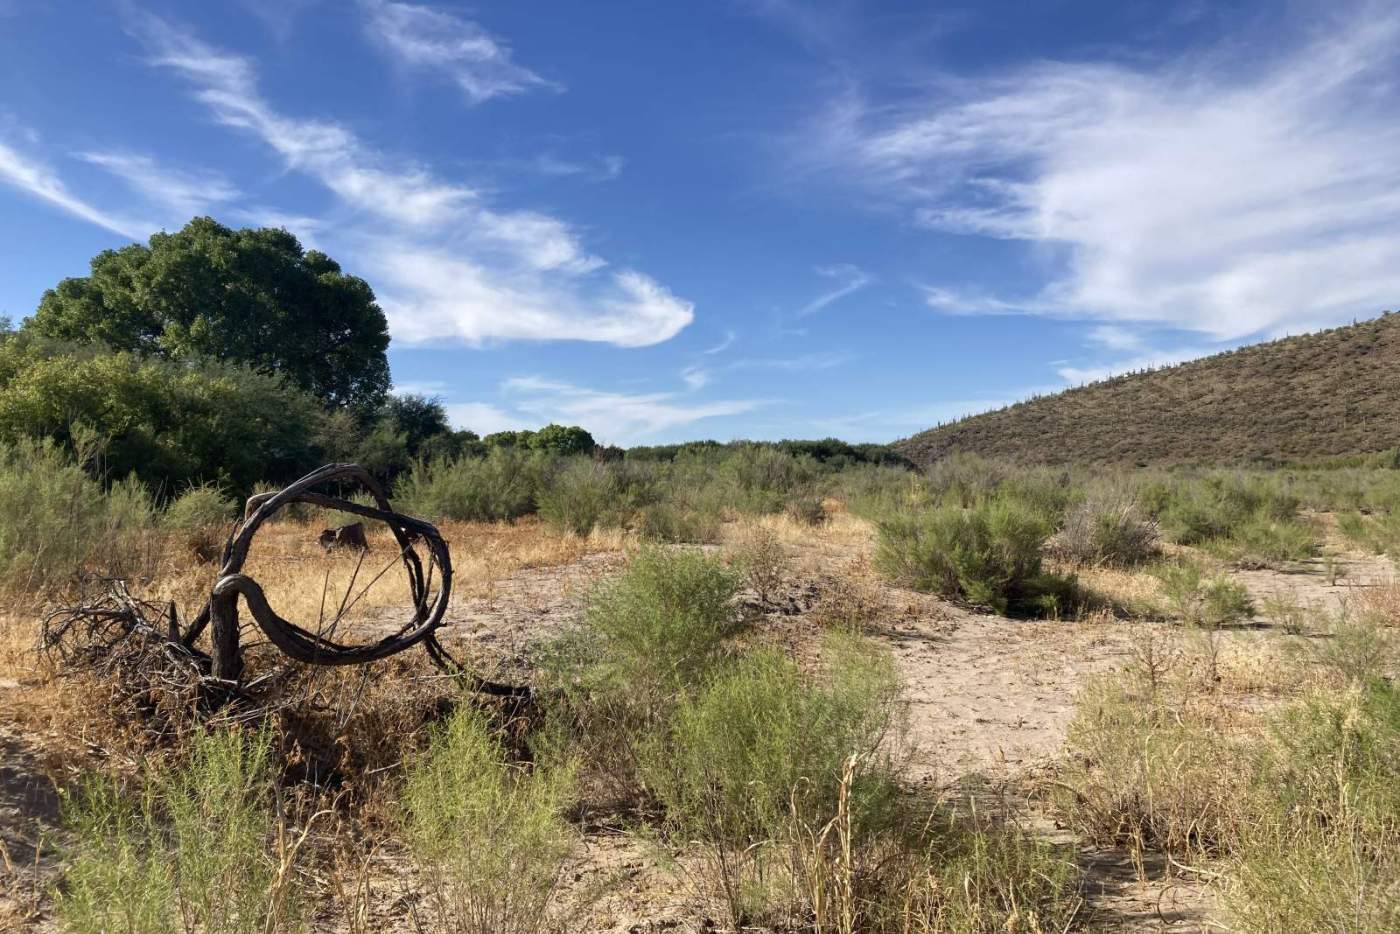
left=1, top=513, right=1393, bottom=932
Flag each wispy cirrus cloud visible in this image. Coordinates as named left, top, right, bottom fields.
left=79, top=151, right=239, bottom=219
left=359, top=0, right=558, bottom=104
left=502, top=376, right=766, bottom=442
left=797, top=263, right=871, bottom=317
left=813, top=3, right=1400, bottom=343
left=0, top=139, right=148, bottom=239
left=128, top=11, right=693, bottom=349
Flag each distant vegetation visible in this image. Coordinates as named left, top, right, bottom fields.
left=898, top=312, right=1400, bottom=467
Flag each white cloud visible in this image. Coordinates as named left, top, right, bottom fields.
left=131, top=13, right=693, bottom=348
left=443, top=401, right=520, bottom=435
left=503, top=376, right=766, bottom=443
left=680, top=365, right=711, bottom=390
left=1057, top=343, right=1221, bottom=385
left=797, top=263, right=871, bottom=317
left=359, top=0, right=558, bottom=104
left=816, top=4, right=1400, bottom=341
left=702, top=329, right=737, bottom=355
left=79, top=151, right=239, bottom=219
left=0, top=140, right=148, bottom=239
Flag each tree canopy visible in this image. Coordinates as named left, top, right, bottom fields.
left=27, top=217, right=391, bottom=410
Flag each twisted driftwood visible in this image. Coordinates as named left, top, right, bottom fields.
left=48, top=464, right=525, bottom=702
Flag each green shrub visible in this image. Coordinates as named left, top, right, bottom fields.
left=1208, top=515, right=1318, bottom=569
left=402, top=706, right=575, bottom=934
left=1153, top=560, right=1254, bottom=626
left=541, top=548, right=742, bottom=796
left=1057, top=675, right=1247, bottom=857
left=0, top=436, right=157, bottom=594
left=634, top=501, right=723, bottom=543
left=57, top=728, right=303, bottom=934
left=1227, top=681, right=1400, bottom=932
left=874, top=498, right=1077, bottom=617
left=396, top=449, right=545, bottom=521
left=537, top=459, right=615, bottom=535
left=729, top=526, right=789, bottom=605
left=891, top=808, right=1082, bottom=934
left=163, top=482, right=236, bottom=562
left=641, top=636, right=904, bottom=927
left=1153, top=473, right=1300, bottom=545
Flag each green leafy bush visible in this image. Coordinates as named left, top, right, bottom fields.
left=537, top=459, right=616, bottom=535
left=874, top=498, right=1077, bottom=617
left=402, top=706, right=575, bottom=934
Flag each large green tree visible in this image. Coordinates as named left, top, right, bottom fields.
left=27, top=217, right=391, bottom=409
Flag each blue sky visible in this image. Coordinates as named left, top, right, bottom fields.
left=3, top=1, right=1399, bottom=445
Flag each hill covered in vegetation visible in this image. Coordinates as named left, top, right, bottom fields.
left=897, top=313, right=1400, bottom=467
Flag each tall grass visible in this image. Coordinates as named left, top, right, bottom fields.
left=57, top=728, right=306, bottom=934
left=401, top=705, right=576, bottom=934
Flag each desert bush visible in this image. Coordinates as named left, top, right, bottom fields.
left=837, top=463, right=927, bottom=520
left=889, top=807, right=1082, bottom=934
left=537, top=458, right=616, bottom=536
left=57, top=728, right=304, bottom=934
left=163, top=482, right=236, bottom=563
left=0, top=436, right=157, bottom=594
left=1301, top=607, right=1396, bottom=686
left=1153, top=560, right=1254, bottom=626
left=540, top=548, right=742, bottom=797
left=1057, top=675, right=1247, bottom=857
left=725, top=443, right=819, bottom=514
left=923, top=452, right=1010, bottom=507
left=1055, top=492, right=1158, bottom=566
left=402, top=705, right=575, bottom=934
left=396, top=448, right=545, bottom=521
left=641, top=636, right=904, bottom=927
left=785, top=488, right=828, bottom=526
left=1207, top=515, right=1318, bottom=569
left=730, top=526, right=789, bottom=605
left=1152, top=473, right=1300, bottom=545
left=874, top=497, right=1077, bottom=617
left=1259, top=591, right=1309, bottom=635
left=634, top=500, right=723, bottom=543
left=1226, top=681, right=1400, bottom=932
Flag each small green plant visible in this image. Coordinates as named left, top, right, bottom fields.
left=1260, top=591, right=1309, bottom=635
left=875, top=497, right=1077, bottom=617
left=1153, top=560, right=1253, bottom=626
left=1302, top=607, right=1396, bottom=686
left=57, top=728, right=305, bottom=934
left=641, top=636, right=904, bottom=928
left=402, top=705, right=576, bottom=934
left=541, top=547, right=742, bottom=797
left=163, top=482, right=236, bottom=563
left=635, top=501, right=724, bottom=544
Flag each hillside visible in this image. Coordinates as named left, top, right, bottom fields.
left=897, top=313, right=1400, bottom=467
